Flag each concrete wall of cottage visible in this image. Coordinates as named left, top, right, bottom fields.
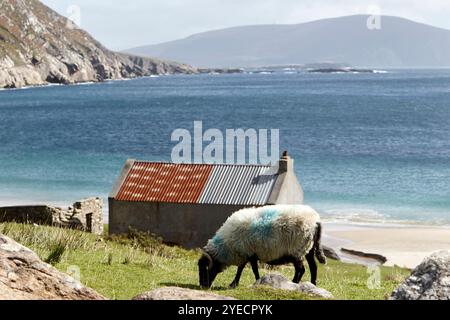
left=0, top=197, right=103, bottom=235
left=109, top=200, right=245, bottom=249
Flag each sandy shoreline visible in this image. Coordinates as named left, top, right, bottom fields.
left=322, top=222, right=450, bottom=269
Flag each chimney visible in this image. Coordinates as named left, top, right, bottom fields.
left=278, top=150, right=294, bottom=174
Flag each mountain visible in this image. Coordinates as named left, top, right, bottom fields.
left=0, top=0, right=197, bottom=89
left=126, top=15, right=450, bottom=68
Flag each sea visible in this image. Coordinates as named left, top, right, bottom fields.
left=0, top=69, right=449, bottom=225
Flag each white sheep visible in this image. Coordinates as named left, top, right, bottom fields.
left=198, top=205, right=327, bottom=288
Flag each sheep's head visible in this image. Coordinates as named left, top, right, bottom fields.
left=198, top=252, right=224, bottom=289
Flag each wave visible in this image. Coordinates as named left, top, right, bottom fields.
left=0, top=84, right=54, bottom=91
left=74, top=81, right=96, bottom=86
left=319, top=207, right=450, bottom=227
left=0, top=81, right=97, bottom=92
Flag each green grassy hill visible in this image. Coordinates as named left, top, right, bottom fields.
left=0, top=222, right=409, bottom=300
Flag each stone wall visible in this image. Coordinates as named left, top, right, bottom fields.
left=0, top=198, right=103, bottom=235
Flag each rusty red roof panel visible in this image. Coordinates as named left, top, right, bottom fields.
left=115, top=162, right=213, bottom=203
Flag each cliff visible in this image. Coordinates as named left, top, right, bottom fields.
left=0, top=0, right=198, bottom=89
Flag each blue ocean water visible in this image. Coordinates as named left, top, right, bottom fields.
left=0, top=70, right=449, bottom=224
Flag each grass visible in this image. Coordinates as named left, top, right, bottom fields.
left=0, top=222, right=410, bottom=300
left=45, top=241, right=67, bottom=265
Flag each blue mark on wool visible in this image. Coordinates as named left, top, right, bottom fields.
left=251, top=208, right=279, bottom=238
left=212, top=235, right=230, bottom=262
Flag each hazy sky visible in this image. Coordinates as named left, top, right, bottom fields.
left=41, top=0, right=450, bottom=51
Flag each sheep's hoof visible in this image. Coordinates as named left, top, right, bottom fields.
left=229, top=282, right=238, bottom=289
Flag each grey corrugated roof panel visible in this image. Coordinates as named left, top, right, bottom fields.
left=198, top=165, right=278, bottom=206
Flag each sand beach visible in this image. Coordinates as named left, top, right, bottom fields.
left=323, top=222, right=450, bottom=269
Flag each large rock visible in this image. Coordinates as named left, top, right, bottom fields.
left=0, top=234, right=105, bottom=300
left=254, top=273, right=333, bottom=299
left=323, top=245, right=341, bottom=261
left=341, top=248, right=387, bottom=264
left=133, top=287, right=236, bottom=300
left=391, top=251, right=450, bottom=300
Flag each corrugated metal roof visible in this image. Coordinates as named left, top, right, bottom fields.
left=114, top=161, right=278, bottom=205
left=198, top=165, right=277, bottom=206
left=115, top=162, right=213, bottom=203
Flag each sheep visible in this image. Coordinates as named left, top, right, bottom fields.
left=198, top=205, right=327, bottom=289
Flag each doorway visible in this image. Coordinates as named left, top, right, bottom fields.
left=86, top=213, right=93, bottom=233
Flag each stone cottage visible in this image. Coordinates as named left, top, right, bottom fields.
left=108, top=152, right=304, bottom=248
left=0, top=198, right=103, bottom=235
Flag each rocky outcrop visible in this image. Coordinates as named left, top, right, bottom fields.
left=323, top=245, right=341, bottom=261
left=254, top=273, right=333, bottom=299
left=308, top=68, right=374, bottom=73
left=0, top=0, right=198, bottom=89
left=0, top=234, right=105, bottom=300
left=341, top=248, right=387, bottom=264
left=391, top=251, right=450, bottom=300
left=132, top=287, right=236, bottom=300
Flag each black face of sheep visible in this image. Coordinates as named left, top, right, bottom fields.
left=198, top=253, right=225, bottom=289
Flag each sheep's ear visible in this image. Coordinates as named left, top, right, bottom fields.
left=199, top=252, right=213, bottom=266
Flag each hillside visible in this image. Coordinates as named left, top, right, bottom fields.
left=0, top=0, right=197, bottom=89
left=0, top=222, right=409, bottom=300
left=127, top=15, right=450, bottom=68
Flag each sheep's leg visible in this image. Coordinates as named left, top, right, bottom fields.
left=229, top=263, right=246, bottom=288
left=292, top=258, right=305, bottom=284
left=250, top=256, right=260, bottom=281
left=306, top=249, right=318, bottom=285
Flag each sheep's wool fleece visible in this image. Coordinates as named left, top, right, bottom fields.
left=205, top=205, right=320, bottom=266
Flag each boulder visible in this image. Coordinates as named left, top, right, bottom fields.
left=254, top=273, right=333, bottom=299
left=391, top=251, right=450, bottom=300
left=133, top=287, right=236, bottom=300
left=0, top=234, right=105, bottom=300
left=341, top=248, right=387, bottom=264
left=323, top=245, right=341, bottom=261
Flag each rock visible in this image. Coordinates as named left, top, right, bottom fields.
left=391, top=251, right=450, bottom=300
left=0, top=0, right=198, bottom=89
left=254, top=273, right=333, bottom=299
left=132, top=287, right=236, bottom=300
left=323, top=245, right=341, bottom=261
left=308, top=68, right=374, bottom=73
left=341, top=248, right=387, bottom=264
left=198, top=68, right=243, bottom=74
left=0, top=234, right=105, bottom=300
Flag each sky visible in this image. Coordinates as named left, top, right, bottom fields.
left=41, top=0, right=450, bottom=51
